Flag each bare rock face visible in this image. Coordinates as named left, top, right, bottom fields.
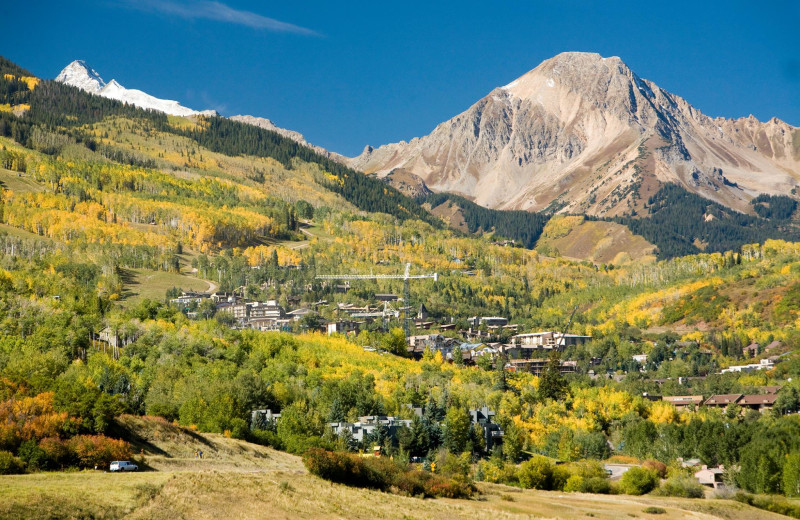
left=348, top=52, right=800, bottom=216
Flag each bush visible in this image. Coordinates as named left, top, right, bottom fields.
left=67, top=435, right=131, bottom=468
left=642, top=460, right=667, bottom=479
left=620, top=467, right=659, bottom=495
left=642, top=507, right=666, bottom=514
left=517, top=455, right=554, bottom=490
left=654, top=474, right=704, bottom=498
left=0, top=450, right=26, bottom=474
left=302, top=448, right=475, bottom=499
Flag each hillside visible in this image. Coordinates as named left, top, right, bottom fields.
left=0, top=416, right=786, bottom=520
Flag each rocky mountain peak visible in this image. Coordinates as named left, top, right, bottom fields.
left=348, top=52, right=800, bottom=217
left=55, top=60, right=105, bottom=93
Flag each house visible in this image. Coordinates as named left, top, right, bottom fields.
left=510, top=332, right=592, bottom=351
left=374, top=294, right=398, bottom=302
left=742, top=343, right=760, bottom=358
left=286, top=308, right=313, bottom=320
left=506, top=359, right=577, bottom=375
left=764, top=340, right=783, bottom=353
left=662, top=395, right=704, bottom=410
left=328, top=415, right=412, bottom=445
left=694, top=465, right=725, bottom=488
left=760, top=386, right=782, bottom=395
left=469, top=316, right=509, bottom=328
left=632, top=354, right=648, bottom=364
left=169, top=291, right=209, bottom=305
left=469, top=407, right=504, bottom=451
left=720, top=358, right=775, bottom=374
left=326, top=320, right=362, bottom=335
left=248, top=300, right=285, bottom=320
left=739, top=394, right=778, bottom=412
left=250, top=409, right=281, bottom=429
left=703, top=394, right=743, bottom=408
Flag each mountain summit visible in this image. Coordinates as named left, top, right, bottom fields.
left=349, top=52, right=800, bottom=216
left=55, top=60, right=105, bottom=93
left=55, top=60, right=216, bottom=118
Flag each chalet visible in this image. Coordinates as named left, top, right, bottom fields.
left=694, top=465, right=725, bottom=488
left=510, top=331, right=592, bottom=350
left=760, top=386, right=782, bottom=395
left=764, top=340, right=783, bottom=353
left=703, top=394, right=743, bottom=408
left=742, top=343, right=760, bottom=358
left=662, top=395, right=704, bottom=410
left=739, top=394, right=778, bottom=412
left=328, top=415, right=412, bottom=444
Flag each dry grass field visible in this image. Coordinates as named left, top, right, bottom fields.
left=0, top=417, right=790, bottom=520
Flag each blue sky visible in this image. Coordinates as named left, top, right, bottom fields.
left=1, top=1, right=798, bottom=156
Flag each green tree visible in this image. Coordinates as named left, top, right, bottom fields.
left=538, top=352, right=568, bottom=401
left=444, top=407, right=471, bottom=454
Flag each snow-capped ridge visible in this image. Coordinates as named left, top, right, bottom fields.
left=55, top=60, right=214, bottom=117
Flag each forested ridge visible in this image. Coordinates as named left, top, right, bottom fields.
left=425, top=193, right=550, bottom=249
left=608, top=183, right=800, bottom=259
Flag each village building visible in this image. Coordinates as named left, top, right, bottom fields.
left=742, top=342, right=760, bottom=358
left=703, top=394, right=743, bottom=408
left=739, top=394, right=779, bottom=413
left=510, top=332, right=592, bottom=351
left=662, top=395, right=704, bottom=410
left=694, top=465, right=726, bottom=488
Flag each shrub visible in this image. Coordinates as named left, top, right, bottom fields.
left=67, top=435, right=131, bottom=468
left=642, top=506, right=666, bottom=514
left=517, top=455, right=554, bottom=489
left=620, top=467, right=659, bottom=495
left=564, top=475, right=585, bottom=492
left=302, top=448, right=475, bottom=499
left=654, top=474, right=704, bottom=498
left=38, top=437, right=72, bottom=469
left=563, top=474, right=612, bottom=494
left=0, top=450, right=26, bottom=474
left=642, top=460, right=667, bottom=479
left=734, top=491, right=800, bottom=518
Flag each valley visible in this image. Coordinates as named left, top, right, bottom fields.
left=1, top=50, right=800, bottom=520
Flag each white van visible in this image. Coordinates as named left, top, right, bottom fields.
left=109, top=460, right=138, bottom=472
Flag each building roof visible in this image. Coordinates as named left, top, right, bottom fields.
left=704, top=394, right=743, bottom=406
left=662, top=395, right=704, bottom=405
left=765, top=340, right=783, bottom=351
left=761, top=386, right=782, bottom=394
left=739, top=394, right=779, bottom=406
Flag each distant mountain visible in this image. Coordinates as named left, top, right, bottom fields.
left=349, top=52, right=800, bottom=217
left=55, top=60, right=217, bottom=117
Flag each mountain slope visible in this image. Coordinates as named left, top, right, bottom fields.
left=349, top=52, right=800, bottom=217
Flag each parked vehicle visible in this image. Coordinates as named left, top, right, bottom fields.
left=109, top=460, right=138, bottom=472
